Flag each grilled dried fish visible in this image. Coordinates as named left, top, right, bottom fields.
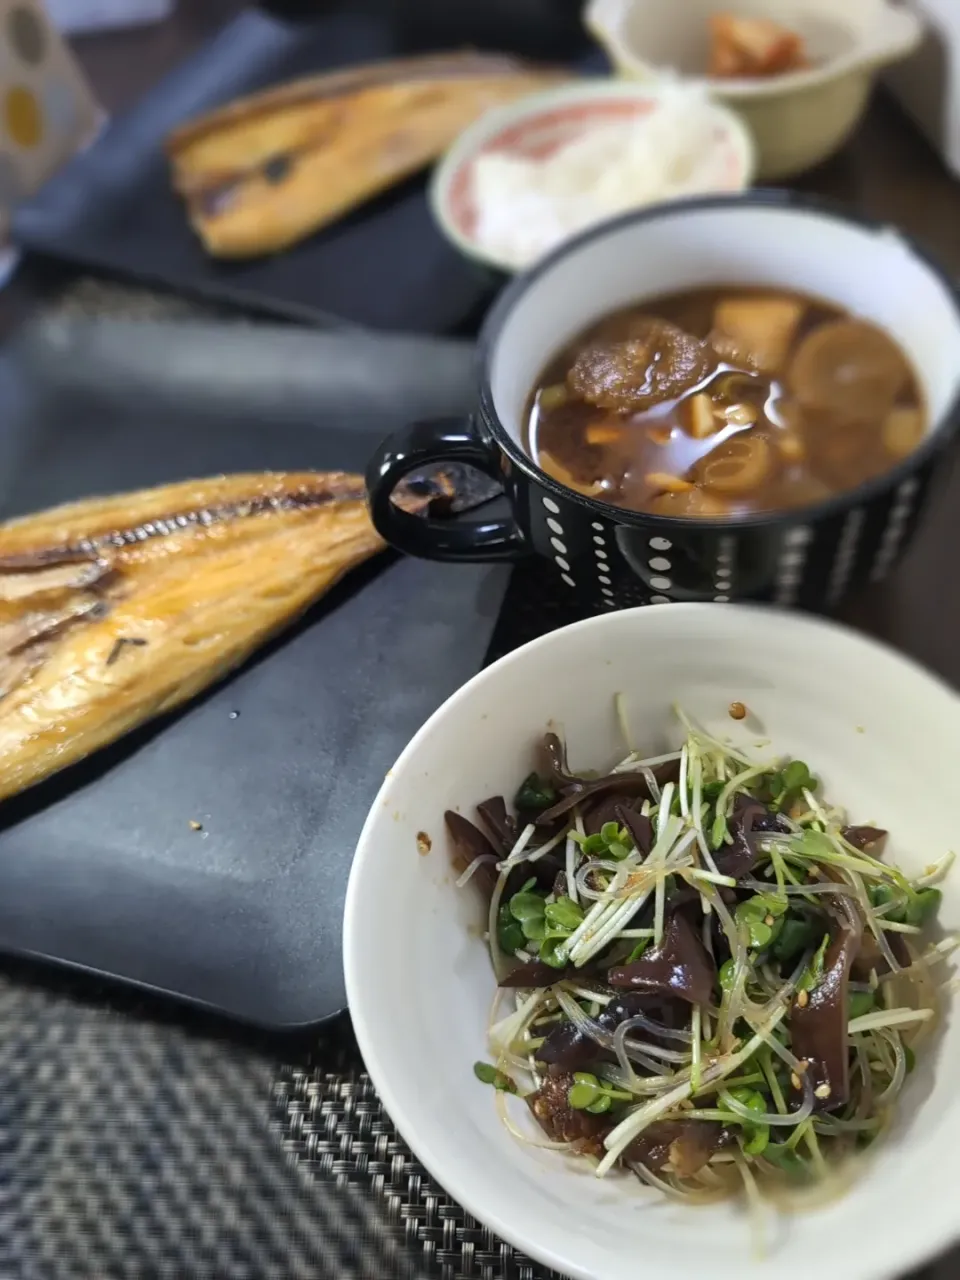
left=0, top=471, right=417, bottom=803
left=165, top=52, right=566, bottom=258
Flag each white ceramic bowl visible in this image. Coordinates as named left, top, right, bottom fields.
left=344, top=604, right=960, bottom=1280
left=586, top=0, right=923, bottom=179
left=430, top=80, right=753, bottom=274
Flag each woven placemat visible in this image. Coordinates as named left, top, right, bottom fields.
left=0, top=277, right=950, bottom=1280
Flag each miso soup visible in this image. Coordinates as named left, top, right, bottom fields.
left=525, top=287, right=925, bottom=518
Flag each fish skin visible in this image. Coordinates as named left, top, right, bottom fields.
left=0, top=471, right=384, bottom=803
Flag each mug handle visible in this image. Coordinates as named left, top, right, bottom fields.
left=366, top=416, right=529, bottom=562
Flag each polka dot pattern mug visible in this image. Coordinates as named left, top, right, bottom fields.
left=366, top=193, right=960, bottom=610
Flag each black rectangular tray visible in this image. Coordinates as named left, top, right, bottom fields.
left=12, top=8, right=497, bottom=334
left=0, top=318, right=510, bottom=1028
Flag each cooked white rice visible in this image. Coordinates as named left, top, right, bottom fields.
left=470, top=91, right=740, bottom=270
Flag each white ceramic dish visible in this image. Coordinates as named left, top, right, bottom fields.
left=430, top=80, right=753, bottom=274
left=344, top=604, right=960, bottom=1280
left=586, top=0, right=923, bottom=179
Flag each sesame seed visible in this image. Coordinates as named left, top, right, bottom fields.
left=796, top=989, right=809, bottom=1008
left=814, top=1083, right=832, bottom=1100
left=790, top=1072, right=802, bottom=1090
left=728, top=701, right=747, bottom=721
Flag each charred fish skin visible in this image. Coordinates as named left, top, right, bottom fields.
left=0, top=472, right=387, bottom=804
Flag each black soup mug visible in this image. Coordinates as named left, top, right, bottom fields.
left=367, top=194, right=960, bottom=610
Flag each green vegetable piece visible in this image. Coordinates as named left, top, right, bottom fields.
left=726, top=1086, right=752, bottom=1108
left=869, top=881, right=907, bottom=923
left=581, top=833, right=607, bottom=856
left=521, top=915, right=547, bottom=942
left=796, top=829, right=835, bottom=860
left=742, top=1125, right=769, bottom=1156
left=771, top=916, right=819, bottom=964
left=539, top=935, right=569, bottom=968
left=568, top=1073, right=601, bottom=1110
left=848, top=991, right=876, bottom=1020
left=722, top=1087, right=766, bottom=1115
left=710, top=811, right=728, bottom=849
left=755, top=893, right=789, bottom=918
left=736, top=898, right=767, bottom=922
left=600, top=821, right=620, bottom=845
left=782, top=761, right=813, bottom=793
left=797, top=932, right=830, bottom=992
left=718, top=957, right=736, bottom=992
left=735, top=900, right=774, bottom=948
left=626, top=938, right=650, bottom=963
left=473, top=1062, right=516, bottom=1092
left=498, top=926, right=525, bottom=953
left=568, top=1084, right=596, bottom=1109
left=719, top=1088, right=769, bottom=1154
left=497, top=905, right=525, bottom=954
left=702, top=781, right=724, bottom=801
left=747, top=919, right=773, bottom=949
left=764, top=771, right=784, bottom=803
left=776, top=761, right=817, bottom=814
left=907, top=887, right=942, bottom=927
left=544, top=897, right=584, bottom=931
left=514, top=773, right=556, bottom=812
left=763, top=1142, right=806, bottom=1175
left=586, top=1092, right=613, bottom=1115
left=606, top=841, right=632, bottom=861
left=509, top=892, right=545, bottom=923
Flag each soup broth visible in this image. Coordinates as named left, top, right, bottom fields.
left=524, top=287, right=926, bottom=518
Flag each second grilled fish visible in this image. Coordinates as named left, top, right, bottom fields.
left=165, top=52, right=566, bottom=258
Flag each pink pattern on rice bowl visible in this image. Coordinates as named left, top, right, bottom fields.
left=447, top=98, right=745, bottom=241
